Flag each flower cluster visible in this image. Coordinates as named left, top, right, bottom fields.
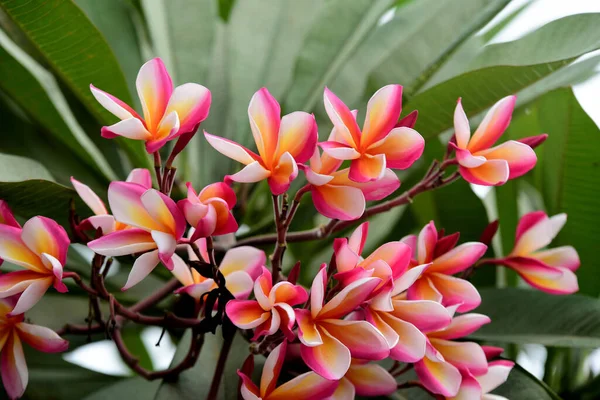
left=0, top=57, right=580, bottom=400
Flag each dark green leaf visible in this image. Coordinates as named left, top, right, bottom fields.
left=83, top=377, right=160, bottom=400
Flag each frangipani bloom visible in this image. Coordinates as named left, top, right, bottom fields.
left=449, top=360, right=514, bottom=400
left=0, top=201, right=20, bottom=266
left=227, top=267, right=308, bottom=341
left=452, top=96, right=537, bottom=186
left=87, top=181, right=186, bottom=290
left=415, top=312, right=491, bottom=397
left=0, top=217, right=70, bottom=315
left=178, top=182, right=237, bottom=240
left=91, top=58, right=211, bottom=153
left=496, top=211, right=579, bottom=294
left=0, top=297, right=69, bottom=399
left=205, top=88, right=317, bottom=195
left=327, top=359, right=397, bottom=399
left=296, top=267, right=389, bottom=380
left=173, top=241, right=264, bottom=301
left=238, top=341, right=337, bottom=400
left=320, top=85, right=424, bottom=182
left=404, top=221, right=487, bottom=312
left=71, top=168, right=152, bottom=234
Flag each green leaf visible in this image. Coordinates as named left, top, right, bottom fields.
left=83, top=377, right=160, bottom=400
left=0, top=0, right=150, bottom=169
left=121, top=326, right=154, bottom=371
left=0, top=28, right=116, bottom=181
left=471, top=288, right=600, bottom=347
left=284, top=0, right=393, bottom=112
left=0, top=152, right=53, bottom=182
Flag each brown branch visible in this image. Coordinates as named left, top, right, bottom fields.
left=206, top=330, right=235, bottom=400
left=154, top=151, right=163, bottom=190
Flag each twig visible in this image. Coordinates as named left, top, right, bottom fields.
left=206, top=329, right=235, bottom=400
left=154, top=151, right=163, bottom=190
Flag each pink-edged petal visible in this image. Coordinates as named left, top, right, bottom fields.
left=204, top=132, right=258, bottom=165
left=21, top=217, right=69, bottom=265
left=533, top=246, right=580, bottom=271
left=468, top=95, right=516, bottom=153
left=346, top=168, right=400, bottom=201
left=428, top=273, right=481, bottom=312
left=219, top=246, right=265, bottom=280
left=1, top=332, right=27, bottom=400
left=253, top=268, right=273, bottom=310
left=0, top=225, right=45, bottom=272
left=260, top=341, right=287, bottom=397
left=108, top=182, right=165, bottom=232
left=9, top=277, right=53, bottom=316
left=477, top=360, right=514, bottom=393
left=86, top=215, right=117, bottom=234
left=170, top=252, right=194, bottom=286
left=364, top=309, right=399, bottom=349
left=361, top=84, right=403, bottom=147
left=277, top=112, right=317, bottom=163
left=16, top=323, right=68, bottom=353
left=269, top=371, right=338, bottom=400
left=238, top=371, right=260, bottom=400
left=310, top=267, right=327, bottom=318
left=312, top=184, right=365, bottom=221
left=430, top=242, right=487, bottom=274
left=228, top=161, right=271, bottom=183
left=0, top=271, right=49, bottom=299
left=248, top=88, right=281, bottom=164
left=450, top=373, right=483, bottom=400
left=274, top=303, right=296, bottom=341
left=408, top=276, right=443, bottom=303
left=377, top=313, right=425, bottom=362
left=454, top=98, right=471, bottom=149
left=40, top=253, right=66, bottom=293
left=301, top=328, right=351, bottom=380
left=225, top=300, right=270, bottom=329
left=390, top=299, right=452, bottom=333
left=101, top=118, right=151, bottom=140
left=391, top=264, right=429, bottom=296
left=0, top=201, right=19, bottom=228
left=296, top=309, right=323, bottom=346
left=270, top=281, right=308, bottom=306
left=164, top=83, right=211, bottom=134
left=430, top=313, right=491, bottom=340
left=515, top=211, right=547, bottom=244
left=88, top=228, right=156, bottom=256
left=175, top=280, right=215, bottom=301
left=71, top=177, right=107, bottom=215
left=221, top=270, right=254, bottom=299
left=361, top=241, right=412, bottom=279
left=477, top=140, right=537, bottom=179
left=320, top=319, right=389, bottom=360
left=126, top=168, right=152, bottom=188
left=431, top=338, right=488, bottom=375
left=459, top=159, right=510, bottom=186
left=319, top=277, right=382, bottom=320
left=252, top=311, right=281, bottom=341
left=482, top=346, right=505, bottom=360
left=90, top=84, right=140, bottom=120
left=179, top=200, right=211, bottom=234
left=506, top=258, right=579, bottom=294
left=417, top=221, right=438, bottom=264
left=198, top=182, right=236, bottom=209
left=268, top=152, right=298, bottom=195
left=141, top=189, right=186, bottom=238
left=328, top=377, right=354, bottom=400
left=415, top=345, right=462, bottom=397
left=122, top=250, right=161, bottom=290
left=136, top=58, right=173, bottom=131
left=334, top=239, right=360, bottom=274
left=323, top=87, right=361, bottom=148
left=346, top=362, right=398, bottom=396
left=349, top=153, right=386, bottom=183
left=319, top=141, right=361, bottom=160
left=154, top=110, right=180, bottom=142
left=349, top=222, right=368, bottom=255
left=305, top=165, right=335, bottom=186
left=401, top=234, right=417, bottom=258
left=368, top=127, right=424, bottom=170
left=151, top=231, right=177, bottom=270
left=454, top=145, right=486, bottom=168
left=512, top=213, right=566, bottom=256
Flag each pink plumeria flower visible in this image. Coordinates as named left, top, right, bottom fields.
left=495, top=211, right=579, bottom=294
left=172, top=239, right=264, bottom=301
left=415, top=311, right=492, bottom=397
left=91, top=58, right=211, bottom=153
left=71, top=168, right=152, bottom=234
left=87, top=181, right=186, bottom=290
left=227, top=267, right=308, bottom=341
left=295, top=266, right=389, bottom=380
left=452, top=96, right=537, bottom=186
left=403, top=221, right=487, bottom=312
left=0, top=217, right=70, bottom=315
left=448, top=360, right=514, bottom=400
left=0, top=201, right=21, bottom=267
left=178, top=182, right=238, bottom=241
left=320, top=85, right=424, bottom=182
left=205, top=88, right=317, bottom=195
left=0, top=297, right=69, bottom=399
left=238, top=341, right=337, bottom=400
left=327, top=359, right=397, bottom=399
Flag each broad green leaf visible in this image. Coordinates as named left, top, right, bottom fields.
left=0, top=0, right=150, bottom=169
left=284, top=0, right=393, bottom=112
left=121, top=326, right=154, bottom=371
left=471, top=288, right=600, bottom=347
left=0, top=152, right=53, bottom=182
left=0, top=28, right=116, bottom=181
left=83, top=377, right=160, bottom=400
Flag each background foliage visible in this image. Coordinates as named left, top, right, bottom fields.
left=0, top=0, right=599, bottom=398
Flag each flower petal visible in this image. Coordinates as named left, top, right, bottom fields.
left=431, top=338, right=488, bottom=375
left=515, top=211, right=547, bottom=244
left=16, top=323, right=69, bottom=353
left=198, top=182, right=237, bottom=209
left=319, top=277, right=382, bottom=320
left=477, top=140, right=537, bottom=179
left=260, top=341, right=286, bottom=398
left=454, top=98, right=471, bottom=149
left=506, top=258, right=578, bottom=294
left=0, top=225, right=45, bottom=272
left=141, top=189, right=186, bottom=238
left=328, top=377, right=355, bottom=400
left=296, top=309, right=323, bottom=346
left=270, top=281, right=308, bottom=306
left=533, top=246, right=580, bottom=271
left=164, top=83, right=211, bottom=134
left=512, top=213, right=566, bottom=256
left=1, top=332, right=27, bottom=400
left=310, top=267, right=327, bottom=318
left=429, top=313, right=491, bottom=340
left=90, top=84, right=140, bottom=120
left=277, top=112, right=317, bottom=163
left=71, top=177, right=107, bottom=215
left=430, top=242, right=487, bottom=274
left=151, top=230, right=177, bottom=270
left=268, top=152, right=298, bottom=195
left=361, top=85, right=403, bottom=147
left=468, top=95, right=516, bottom=153
left=335, top=168, right=400, bottom=201
left=390, top=299, right=451, bottom=333
left=361, top=241, right=412, bottom=279
left=226, top=300, right=270, bottom=329
left=21, top=216, right=69, bottom=265
left=269, top=371, right=338, bottom=400
left=9, top=277, right=53, bottom=316
left=477, top=360, right=514, bottom=393
left=450, top=373, right=483, bottom=400
left=408, top=276, right=443, bottom=303
left=122, top=250, right=161, bottom=290
left=320, top=319, right=389, bottom=360
left=311, top=184, right=365, bottom=221
left=108, top=182, right=166, bottom=232
left=428, top=273, right=481, bottom=312
left=170, top=251, right=194, bottom=286
left=346, top=362, right=398, bottom=396
left=391, top=264, right=429, bottom=296
left=227, top=161, right=271, bottom=185
left=101, top=118, right=151, bottom=140
left=248, top=88, right=281, bottom=164
left=454, top=146, right=487, bottom=168
left=219, top=246, right=265, bottom=280
left=349, top=153, right=386, bottom=183
left=378, top=312, right=426, bottom=362
left=126, top=168, right=153, bottom=188
left=136, top=58, right=173, bottom=131
left=367, top=127, right=424, bottom=169
left=364, top=309, right=399, bottom=349
left=300, top=328, right=351, bottom=380
left=319, top=141, right=361, bottom=160
left=323, top=87, right=361, bottom=148
left=88, top=228, right=156, bottom=256
left=204, top=132, right=258, bottom=165
left=418, top=221, right=438, bottom=264
left=459, top=159, right=510, bottom=186
left=238, top=371, right=260, bottom=400
left=415, top=346, right=462, bottom=397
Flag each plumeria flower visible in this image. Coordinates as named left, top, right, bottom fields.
left=238, top=341, right=337, bottom=400
left=178, top=182, right=238, bottom=241
left=87, top=181, right=186, bottom=290
left=296, top=266, right=389, bottom=380
left=415, top=311, right=492, bottom=397
left=227, top=267, right=308, bottom=341
left=0, top=201, right=21, bottom=266
left=494, top=211, right=579, bottom=294
left=320, top=85, right=424, bottom=182
left=71, top=168, right=152, bottom=234
left=172, top=239, right=264, bottom=301
left=452, top=96, right=537, bottom=186
left=205, top=88, right=317, bottom=195
left=0, top=217, right=70, bottom=315
left=0, top=297, right=69, bottom=399
left=327, top=359, right=397, bottom=399
left=91, top=58, right=211, bottom=153
left=403, top=221, right=487, bottom=312
left=449, top=360, right=514, bottom=400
